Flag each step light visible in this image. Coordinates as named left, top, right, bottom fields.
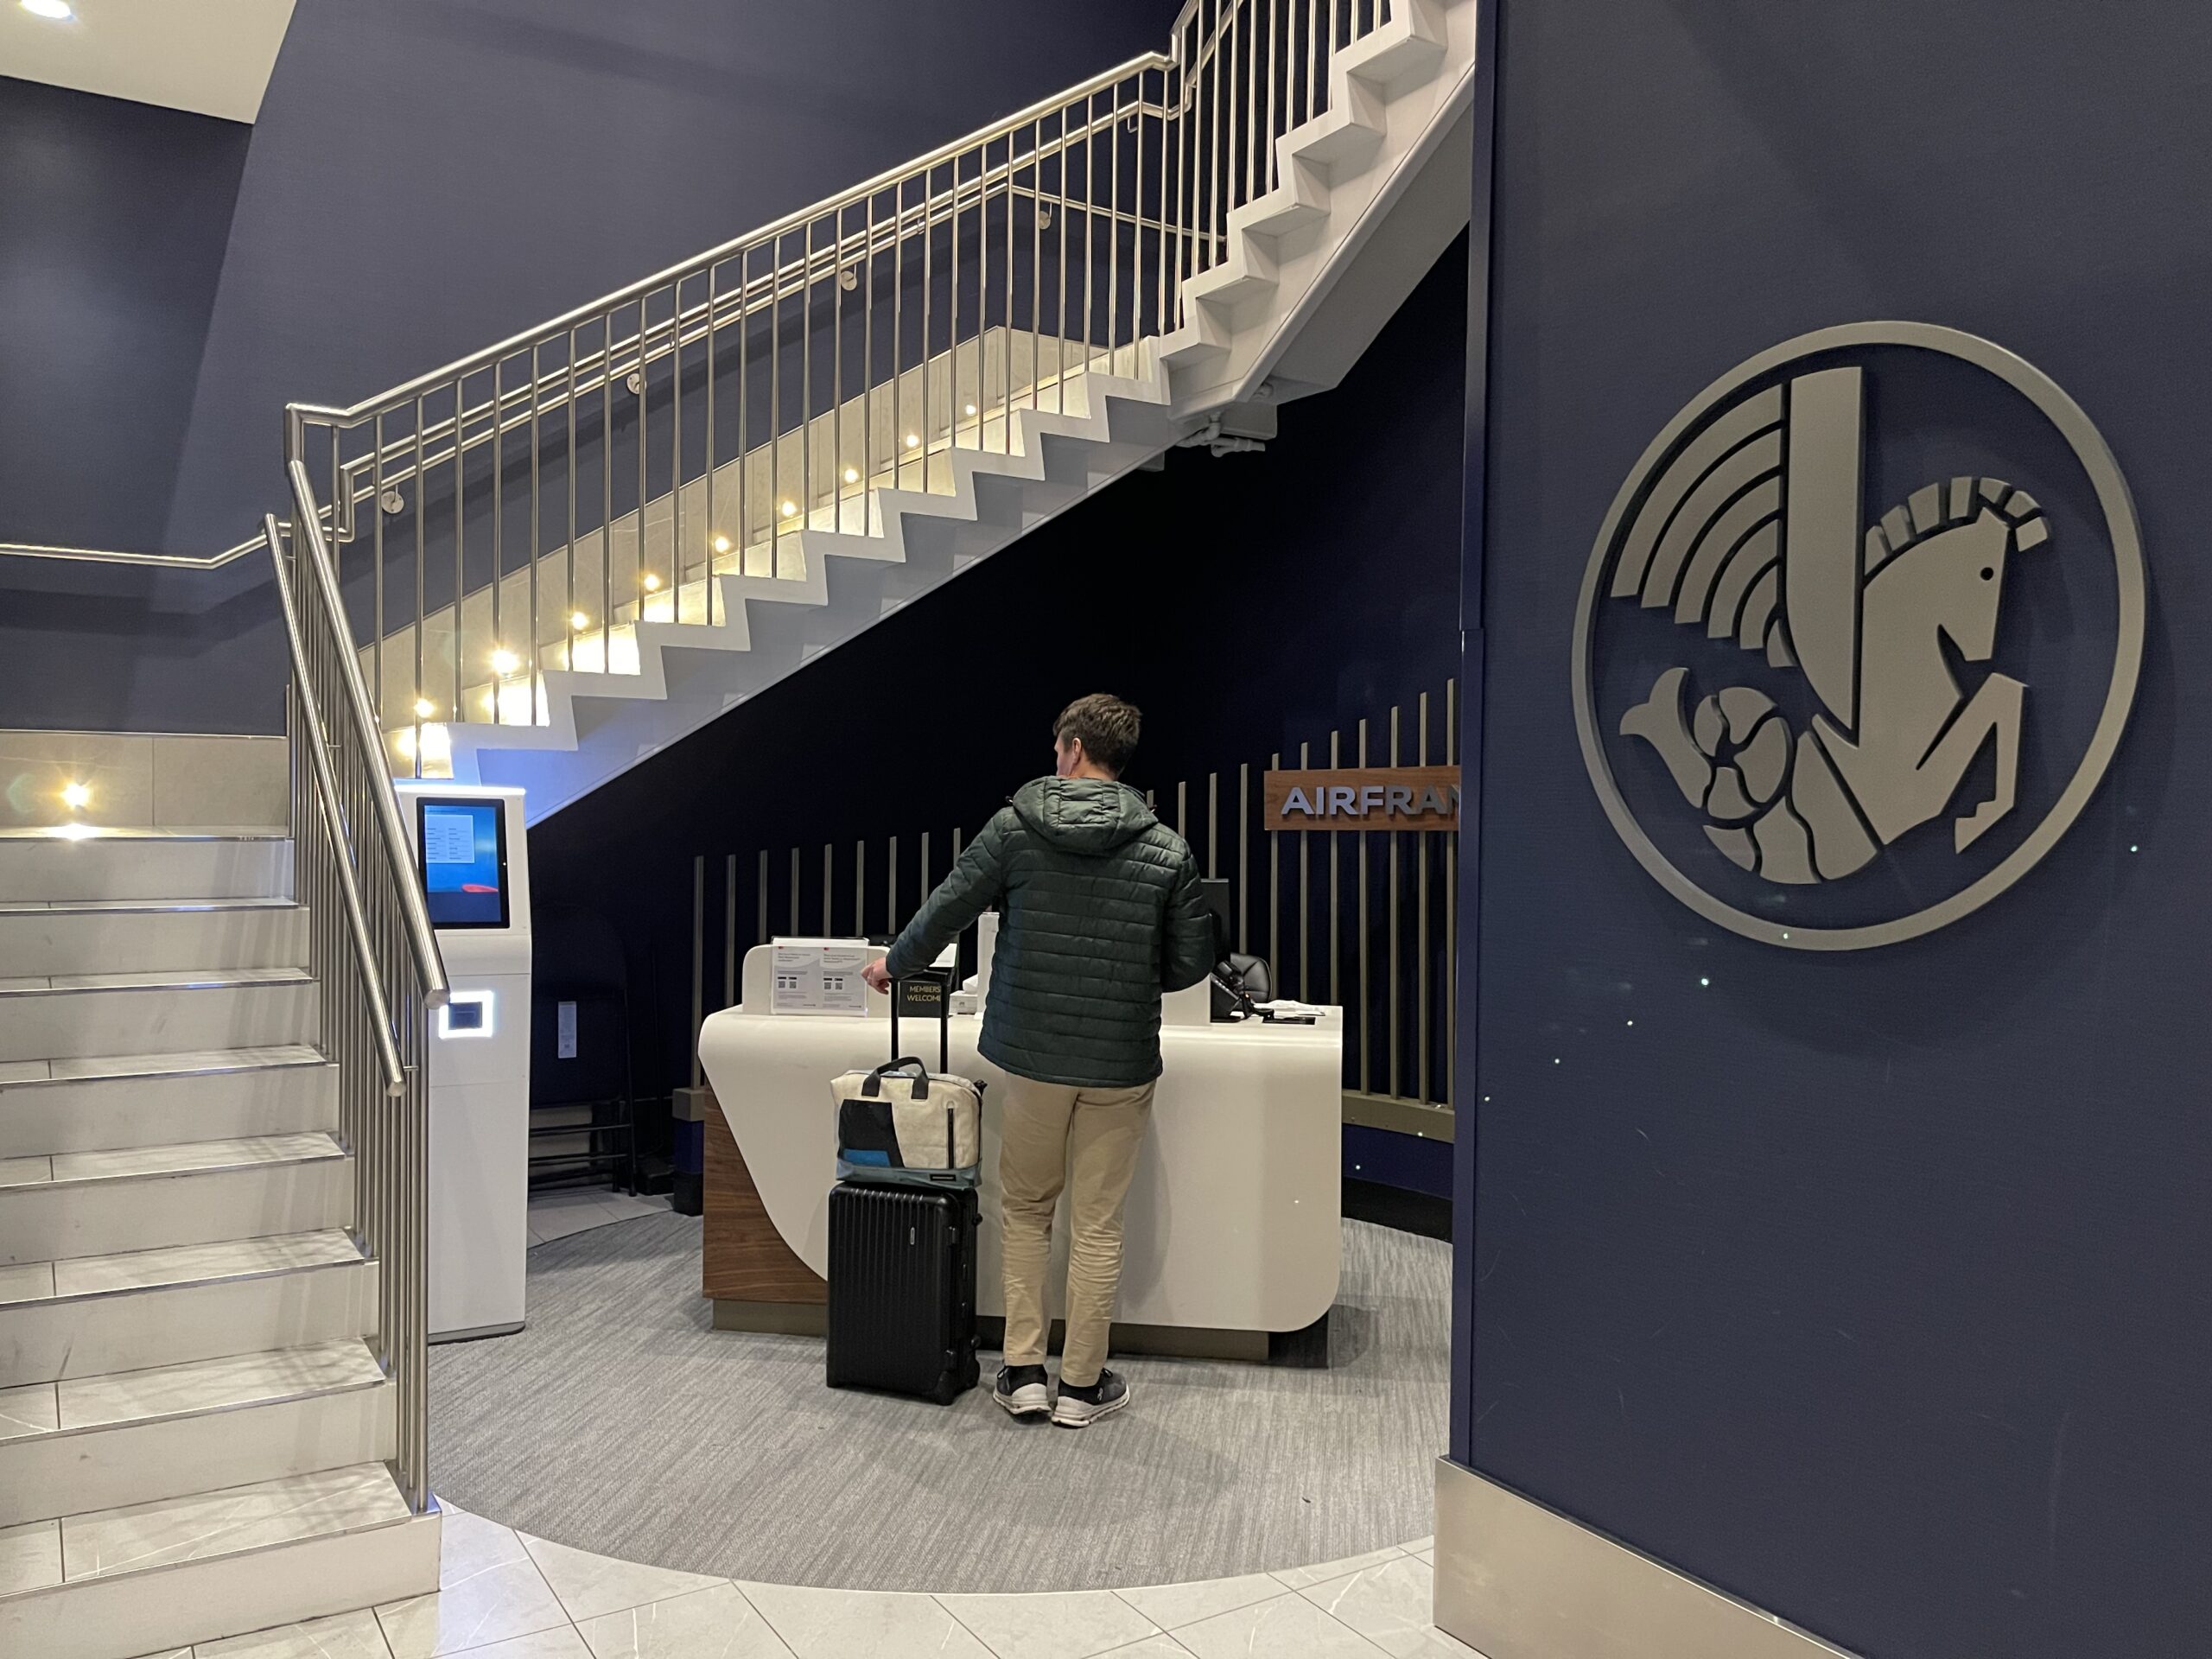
left=60, top=781, right=89, bottom=809
left=713, top=535, right=731, bottom=554
left=965, top=403, right=977, bottom=416
left=20, top=1, right=75, bottom=22
left=570, top=611, right=590, bottom=632
left=905, top=434, right=920, bottom=448
left=843, top=467, right=859, bottom=485
left=643, top=573, right=663, bottom=592
left=780, top=500, right=798, bottom=518
left=412, top=697, right=436, bottom=719
left=490, top=648, right=520, bottom=676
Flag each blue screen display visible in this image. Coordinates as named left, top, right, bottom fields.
left=418, top=799, right=507, bottom=929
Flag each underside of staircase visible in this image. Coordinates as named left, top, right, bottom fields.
left=325, top=0, right=1478, bottom=824
left=0, top=829, right=440, bottom=1659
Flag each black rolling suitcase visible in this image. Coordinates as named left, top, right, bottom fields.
left=824, top=968, right=982, bottom=1405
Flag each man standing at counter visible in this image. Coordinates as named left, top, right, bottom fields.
left=861, top=694, right=1218, bottom=1427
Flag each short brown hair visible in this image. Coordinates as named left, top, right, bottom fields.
left=1053, top=693, right=1142, bottom=775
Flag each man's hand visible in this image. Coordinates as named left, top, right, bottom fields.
left=861, top=958, right=893, bottom=995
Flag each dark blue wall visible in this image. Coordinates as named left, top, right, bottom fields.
left=0, top=0, right=1174, bottom=731
left=529, top=232, right=1470, bottom=1115
left=1458, top=4, right=2211, bottom=1656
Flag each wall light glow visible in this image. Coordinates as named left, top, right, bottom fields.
left=412, top=697, right=436, bottom=720
left=20, top=1, right=75, bottom=22
left=60, top=781, right=89, bottom=810
left=713, top=535, right=731, bottom=554
left=490, top=649, right=521, bottom=676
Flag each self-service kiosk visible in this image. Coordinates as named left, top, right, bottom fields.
left=397, top=781, right=531, bottom=1342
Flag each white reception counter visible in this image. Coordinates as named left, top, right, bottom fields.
left=696, top=944, right=1343, bottom=1343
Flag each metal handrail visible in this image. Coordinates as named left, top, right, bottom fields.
left=264, top=518, right=410, bottom=1095
left=291, top=51, right=1173, bottom=434
left=284, top=461, right=449, bottom=1001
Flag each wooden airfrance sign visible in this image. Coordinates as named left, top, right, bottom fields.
left=1262, top=766, right=1461, bottom=831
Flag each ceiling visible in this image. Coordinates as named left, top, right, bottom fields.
left=0, top=0, right=296, bottom=124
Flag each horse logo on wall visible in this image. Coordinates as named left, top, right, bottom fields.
left=1572, top=324, right=2144, bottom=950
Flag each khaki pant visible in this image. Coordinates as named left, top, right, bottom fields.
left=996, top=1075, right=1156, bottom=1388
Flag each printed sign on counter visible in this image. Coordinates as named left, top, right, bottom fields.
left=771, top=943, right=871, bottom=1016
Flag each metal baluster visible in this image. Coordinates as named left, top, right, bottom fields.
left=1389, top=702, right=1400, bottom=1101
left=601, top=313, right=613, bottom=672
left=705, top=260, right=718, bottom=625
left=1031, top=117, right=1043, bottom=410
left=1417, top=690, right=1431, bottom=1103
left=725, top=853, right=739, bottom=1007
left=893, top=181, right=906, bottom=493
left=1357, top=715, right=1370, bottom=1095
left=1238, top=761, right=1249, bottom=953
left=1003, top=134, right=1015, bottom=448
left=491, top=363, right=503, bottom=707
left=888, top=836, right=899, bottom=931
left=566, top=328, right=579, bottom=670
left=855, top=842, right=867, bottom=936
left=1208, top=771, right=1219, bottom=878
left=948, top=161, right=962, bottom=454
left=1108, top=82, right=1122, bottom=363
left=737, top=248, right=752, bottom=576
left=1056, top=101, right=1070, bottom=411
left=637, top=298, right=650, bottom=625
left=673, top=278, right=685, bottom=624
left=373, top=416, right=388, bottom=744
left=861, top=195, right=874, bottom=512
left=1298, top=738, right=1310, bottom=1001
left=414, top=396, right=426, bottom=774
left=1268, top=751, right=1280, bottom=975
left=1327, top=728, right=1339, bottom=1007
left=452, top=378, right=465, bottom=729
left=771, top=238, right=785, bottom=568
left=802, top=224, right=814, bottom=543
left=528, top=346, right=541, bottom=715
left=920, top=163, right=933, bottom=489
left=1445, top=678, right=1457, bottom=1108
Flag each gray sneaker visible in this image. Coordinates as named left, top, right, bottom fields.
left=1050, top=1367, right=1129, bottom=1428
left=995, top=1364, right=1050, bottom=1420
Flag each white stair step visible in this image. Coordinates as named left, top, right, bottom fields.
left=0, top=900, right=306, bottom=979
left=0, top=1046, right=332, bottom=1159
left=1342, top=0, right=1448, bottom=86
left=0, top=833, right=290, bottom=906
left=0, top=1464, right=438, bottom=1659
left=0, top=969, right=317, bottom=1065
left=0, top=1339, right=391, bottom=1527
left=1184, top=232, right=1282, bottom=311
left=0, top=1229, right=373, bottom=1389
left=0, top=1134, right=350, bottom=1267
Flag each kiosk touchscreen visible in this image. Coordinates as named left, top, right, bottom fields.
left=398, top=783, right=531, bottom=1342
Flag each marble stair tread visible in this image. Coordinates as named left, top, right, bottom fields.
left=54, top=1338, right=384, bottom=1433
left=0, top=1339, right=382, bottom=1453
left=3, top=1228, right=366, bottom=1305
left=0, top=898, right=299, bottom=915
left=0, top=1461, right=413, bottom=1594
left=33, top=1044, right=325, bottom=1084
left=0, top=967, right=313, bottom=995
left=0, top=828, right=285, bottom=842
left=2, top=1132, right=347, bottom=1190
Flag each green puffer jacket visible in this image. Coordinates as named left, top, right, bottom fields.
left=883, top=777, right=1218, bottom=1088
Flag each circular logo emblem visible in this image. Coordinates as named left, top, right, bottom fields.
left=1571, top=323, right=2144, bottom=950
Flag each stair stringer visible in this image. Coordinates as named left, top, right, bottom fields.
left=458, top=359, right=1185, bottom=817
left=1155, top=0, right=1479, bottom=418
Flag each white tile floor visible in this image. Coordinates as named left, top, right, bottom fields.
left=129, top=1502, right=1483, bottom=1657
left=524, top=1187, right=673, bottom=1249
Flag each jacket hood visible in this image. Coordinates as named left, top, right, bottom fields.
left=1009, top=776, right=1159, bottom=855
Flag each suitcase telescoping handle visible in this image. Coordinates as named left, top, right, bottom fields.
left=888, top=965, right=954, bottom=1072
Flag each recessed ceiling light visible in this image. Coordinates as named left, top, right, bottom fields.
left=20, top=0, right=75, bottom=21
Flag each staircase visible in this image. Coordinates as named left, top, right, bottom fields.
left=0, top=829, right=440, bottom=1659
left=285, top=0, right=1478, bottom=823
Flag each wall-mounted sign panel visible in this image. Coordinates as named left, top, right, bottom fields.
left=1263, top=766, right=1461, bottom=831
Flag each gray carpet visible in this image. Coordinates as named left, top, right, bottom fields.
left=429, top=1210, right=1448, bottom=1592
